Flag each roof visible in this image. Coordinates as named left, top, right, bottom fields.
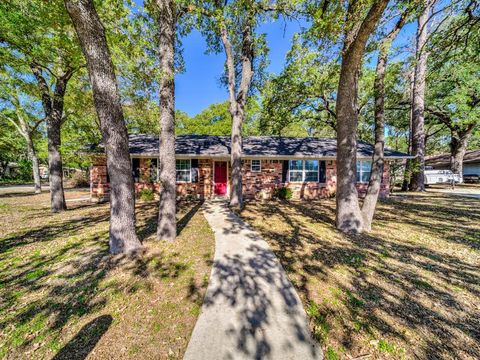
left=128, top=134, right=410, bottom=159
left=426, top=149, right=480, bottom=167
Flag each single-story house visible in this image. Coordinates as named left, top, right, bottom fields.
left=425, top=150, right=480, bottom=177
left=90, top=134, right=410, bottom=201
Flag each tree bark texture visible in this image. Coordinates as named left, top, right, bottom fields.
left=219, top=15, right=253, bottom=209
left=409, top=0, right=431, bottom=191
left=361, top=12, right=408, bottom=231
left=450, top=125, right=474, bottom=179
left=335, top=0, right=389, bottom=233
left=30, top=65, right=70, bottom=211
left=65, top=0, right=142, bottom=254
left=156, top=0, right=176, bottom=241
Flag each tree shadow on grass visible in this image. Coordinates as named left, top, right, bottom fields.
left=241, top=196, right=480, bottom=359
left=0, top=201, right=195, bottom=358
left=52, top=315, right=113, bottom=360
left=136, top=200, right=203, bottom=241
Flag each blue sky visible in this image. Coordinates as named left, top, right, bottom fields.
left=176, top=19, right=303, bottom=116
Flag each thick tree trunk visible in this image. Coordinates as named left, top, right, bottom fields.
left=230, top=109, right=243, bottom=208
left=335, top=0, right=389, bottom=233
left=361, top=12, right=408, bottom=231
left=66, top=0, right=141, bottom=254
left=156, top=0, right=176, bottom=241
left=409, top=0, right=430, bottom=191
left=219, top=17, right=253, bottom=209
left=47, top=115, right=66, bottom=211
left=450, top=126, right=474, bottom=180
left=25, top=131, right=42, bottom=194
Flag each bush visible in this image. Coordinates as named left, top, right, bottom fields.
left=139, top=188, right=155, bottom=201
left=274, top=187, right=293, bottom=200
left=70, top=171, right=89, bottom=188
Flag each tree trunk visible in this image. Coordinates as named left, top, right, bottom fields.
left=30, top=64, right=69, bottom=211
left=65, top=0, right=141, bottom=254
left=409, top=0, right=430, bottom=191
left=361, top=11, right=408, bottom=231
left=156, top=0, right=176, bottom=241
left=230, top=109, right=243, bottom=208
left=25, top=130, right=42, bottom=194
left=450, top=125, right=474, bottom=181
left=47, top=115, right=67, bottom=211
left=401, top=71, right=415, bottom=191
left=335, top=0, right=389, bottom=233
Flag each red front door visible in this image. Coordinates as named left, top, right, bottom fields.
left=214, top=162, right=227, bottom=196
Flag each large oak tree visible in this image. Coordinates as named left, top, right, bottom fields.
left=65, top=0, right=142, bottom=254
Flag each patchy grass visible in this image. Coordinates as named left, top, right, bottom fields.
left=241, top=193, right=480, bottom=359
left=0, top=189, right=214, bottom=359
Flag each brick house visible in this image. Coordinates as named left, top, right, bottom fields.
left=90, top=134, right=409, bottom=202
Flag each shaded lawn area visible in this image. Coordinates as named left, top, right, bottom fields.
left=240, top=193, right=480, bottom=360
left=0, top=190, right=214, bottom=359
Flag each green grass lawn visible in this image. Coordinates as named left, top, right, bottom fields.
left=0, top=190, right=214, bottom=359
left=241, top=193, right=480, bottom=360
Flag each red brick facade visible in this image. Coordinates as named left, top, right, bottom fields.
left=90, top=156, right=390, bottom=201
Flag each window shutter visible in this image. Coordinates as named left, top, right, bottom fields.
left=191, top=159, right=199, bottom=183
left=319, top=161, right=326, bottom=183
left=132, top=158, right=140, bottom=182
left=282, top=160, right=289, bottom=183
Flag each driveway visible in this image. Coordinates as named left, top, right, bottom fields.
left=428, top=185, right=480, bottom=199
left=184, top=200, right=322, bottom=360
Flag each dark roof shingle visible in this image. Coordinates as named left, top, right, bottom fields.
left=128, top=134, right=410, bottom=158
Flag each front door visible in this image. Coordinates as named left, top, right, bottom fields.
left=214, top=161, right=227, bottom=196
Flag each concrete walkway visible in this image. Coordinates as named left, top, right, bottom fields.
left=184, top=201, right=322, bottom=360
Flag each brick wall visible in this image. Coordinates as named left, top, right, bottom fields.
left=356, top=161, right=390, bottom=198
left=241, top=159, right=283, bottom=199
left=133, top=158, right=214, bottom=199
left=90, top=156, right=109, bottom=202
left=90, top=156, right=391, bottom=201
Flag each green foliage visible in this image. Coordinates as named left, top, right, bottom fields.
left=176, top=100, right=260, bottom=136
left=260, top=37, right=338, bottom=137
left=274, top=187, right=292, bottom=200
left=139, top=188, right=155, bottom=201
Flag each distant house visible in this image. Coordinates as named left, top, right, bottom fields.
left=89, top=134, right=410, bottom=202
left=426, top=150, right=480, bottom=176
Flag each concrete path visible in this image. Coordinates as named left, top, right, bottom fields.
left=184, top=201, right=322, bottom=360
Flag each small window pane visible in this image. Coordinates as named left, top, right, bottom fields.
left=361, top=171, right=371, bottom=183
left=176, top=160, right=190, bottom=170
left=305, top=171, right=318, bottom=182
left=176, top=171, right=190, bottom=182
left=176, top=160, right=191, bottom=182
left=362, top=161, right=371, bottom=172
left=289, top=171, right=303, bottom=182
left=251, top=160, right=261, bottom=172
left=289, top=160, right=303, bottom=171
left=304, top=160, right=319, bottom=171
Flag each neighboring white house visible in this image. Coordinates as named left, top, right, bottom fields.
left=425, top=150, right=480, bottom=177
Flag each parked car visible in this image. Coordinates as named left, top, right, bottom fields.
left=424, top=169, right=461, bottom=185
left=463, top=174, right=480, bottom=183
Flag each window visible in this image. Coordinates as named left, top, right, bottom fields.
left=357, top=160, right=372, bottom=183
left=176, top=159, right=191, bottom=182
left=288, top=160, right=320, bottom=182
left=251, top=159, right=261, bottom=172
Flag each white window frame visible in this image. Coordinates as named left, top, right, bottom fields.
left=176, top=159, right=192, bottom=183
left=288, top=160, right=319, bottom=182
left=251, top=159, right=261, bottom=172
left=356, top=160, right=372, bottom=183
